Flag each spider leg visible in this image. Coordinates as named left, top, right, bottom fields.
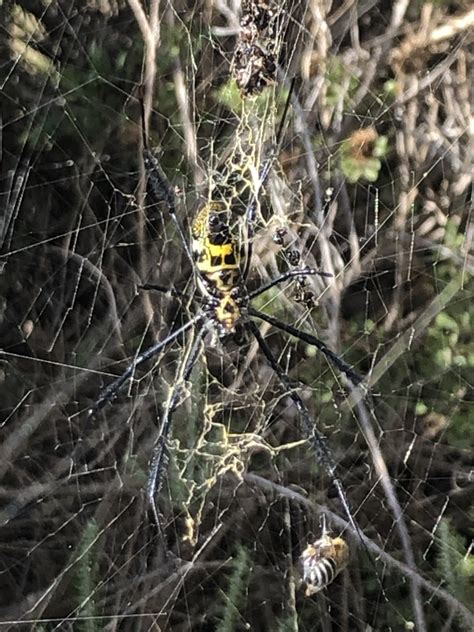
left=137, top=282, right=194, bottom=303
left=138, top=268, right=329, bottom=325
left=246, top=319, right=362, bottom=539
left=147, top=323, right=208, bottom=532
left=143, top=150, right=195, bottom=267
left=88, top=313, right=204, bottom=418
left=140, top=100, right=195, bottom=267
left=136, top=283, right=203, bottom=304
left=248, top=306, right=363, bottom=386
left=137, top=283, right=171, bottom=294
left=249, top=267, right=332, bottom=300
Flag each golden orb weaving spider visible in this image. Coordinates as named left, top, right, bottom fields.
left=86, top=93, right=364, bottom=540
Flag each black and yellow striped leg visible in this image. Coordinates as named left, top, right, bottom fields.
left=248, top=306, right=363, bottom=386
left=249, top=267, right=332, bottom=300
left=140, top=99, right=195, bottom=268
left=246, top=319, right=361, bottom=539
left=88, top=314, right=204, bottom=419
left=147, top=322, right=208, bottom=532
left=143, top=148, right=195, bottom=268
left=137, top=282, right=192, bottom=303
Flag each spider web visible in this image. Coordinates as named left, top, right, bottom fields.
left=0, top=1, right=473, bottom=631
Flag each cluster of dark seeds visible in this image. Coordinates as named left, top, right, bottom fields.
left=272, top=227, right=317, bottom=309
left=232, top=1, right=278, bottom=96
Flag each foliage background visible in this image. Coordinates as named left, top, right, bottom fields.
left=0, top=1, right=472, bottom=630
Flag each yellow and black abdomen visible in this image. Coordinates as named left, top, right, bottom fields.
left=191, top=202, right=244, bottom=334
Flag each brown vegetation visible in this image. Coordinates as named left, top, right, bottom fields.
left=0, top=1, right=472, bottom=630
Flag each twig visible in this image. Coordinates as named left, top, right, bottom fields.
left=245, top=473, right=474, bottom=630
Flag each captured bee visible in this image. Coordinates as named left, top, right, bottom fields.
left=301, top=532, right=349, bottom=596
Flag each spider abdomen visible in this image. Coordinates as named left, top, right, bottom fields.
left=192, top=202, right=246, bottom=333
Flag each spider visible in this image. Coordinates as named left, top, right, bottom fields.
left=86, top=93, right=365, bottom=541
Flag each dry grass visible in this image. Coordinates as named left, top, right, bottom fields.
left=0, top=1, right=472, bottom=630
